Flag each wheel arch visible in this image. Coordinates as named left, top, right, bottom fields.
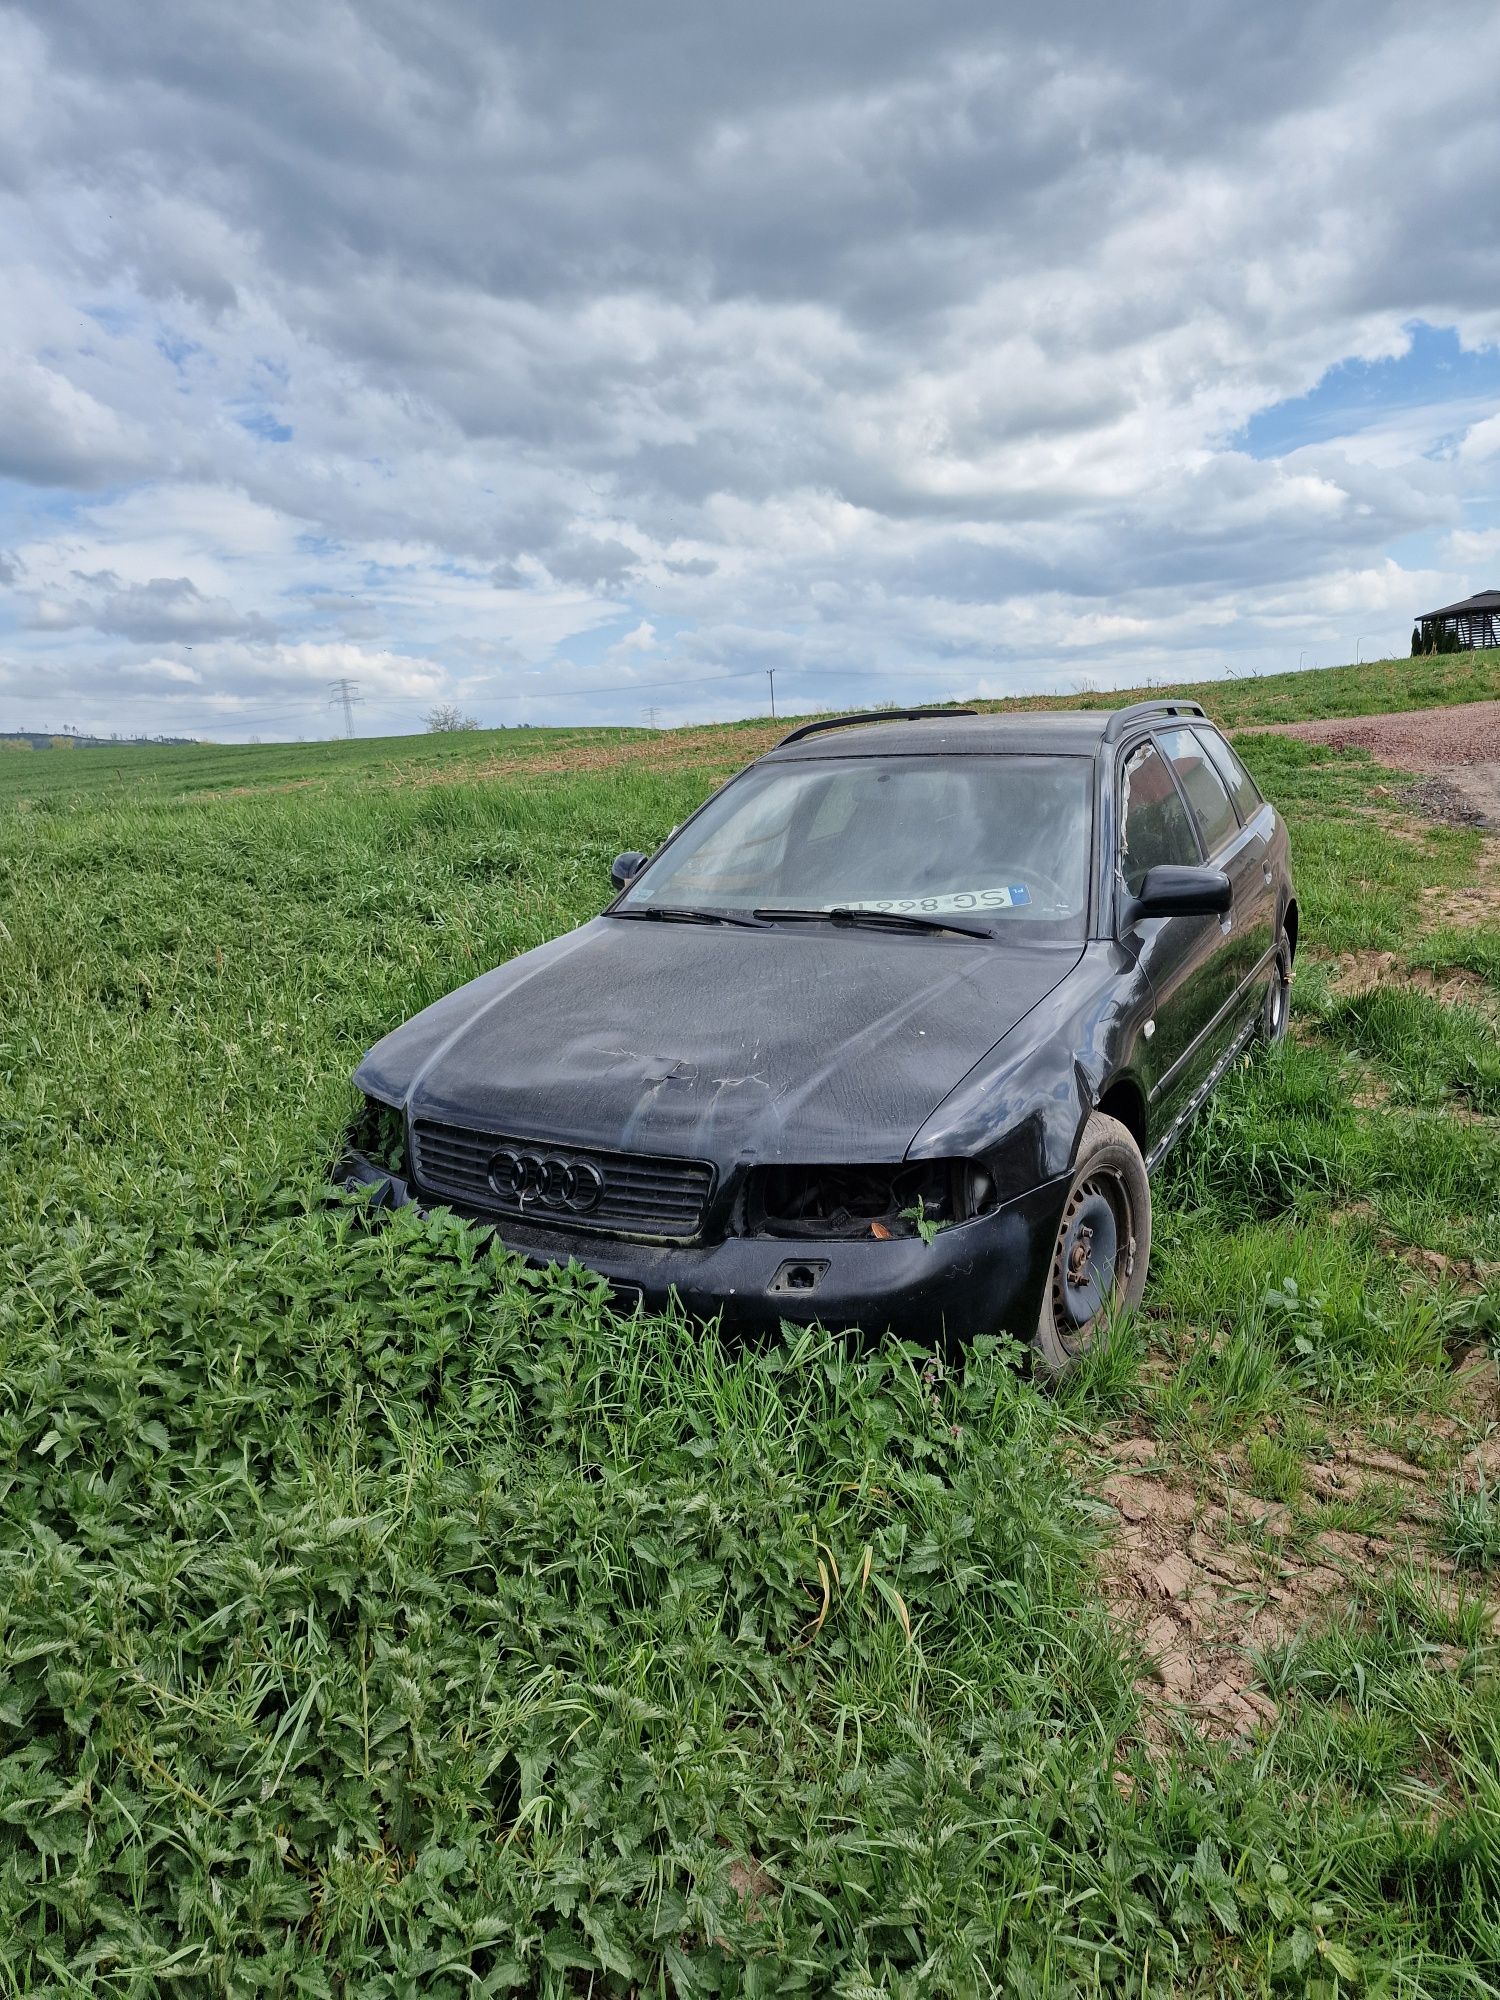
left=1093, top=1071, right=1149, bottom=1159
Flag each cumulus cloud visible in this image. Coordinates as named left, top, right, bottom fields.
left=0, top=0, right=1498, bottom=735
left=1444, top=528, right=1500, bottom=570
left=0, top=355, right=148, bottom=488
left=24, top=572, right=273, bottom=642
left=1459, top=413, right=1500, bottom=463
left=542, top=536, right=643, bottom=592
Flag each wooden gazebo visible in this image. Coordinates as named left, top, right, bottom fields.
left=1414, top=589, right=1500, bottom=653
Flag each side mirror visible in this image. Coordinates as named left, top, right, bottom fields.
left=1124, top=864, right=1232, bottom=925
left=610, top=850, right=649, bottom=891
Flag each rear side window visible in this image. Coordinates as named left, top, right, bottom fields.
left=1119, top=740, right=1200, bottom=894
left=1197, top=728, right=1264, bottom=821
left=1156, top=727, right=1239, bottom=855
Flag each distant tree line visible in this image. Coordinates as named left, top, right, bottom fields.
left=0, top=731, right=198, bottom=750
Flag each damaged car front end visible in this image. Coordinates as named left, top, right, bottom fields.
left=340, top=701, right=1295, bottom=1363
left=340, top=1109, right=1061, bottom=1343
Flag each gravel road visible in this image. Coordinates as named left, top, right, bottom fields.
left=1244, top=700, right=1500, bottom=827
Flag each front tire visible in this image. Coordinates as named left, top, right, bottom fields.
left=1031, top=1112, right=1151, bottom=1378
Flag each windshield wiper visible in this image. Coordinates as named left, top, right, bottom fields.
left=607, top=904, right=771, bottom=929
left=754, top=905, right=994, bottom=939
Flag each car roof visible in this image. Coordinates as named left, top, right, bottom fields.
left=764, top=708, right=1185, bottom=762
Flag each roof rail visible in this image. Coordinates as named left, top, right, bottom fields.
left=775, top=705, right=978, bottom=750
left=1100, top=698, right=1207, bottom=743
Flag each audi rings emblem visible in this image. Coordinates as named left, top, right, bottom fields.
left=486, top=1148, right=606, bottom=1214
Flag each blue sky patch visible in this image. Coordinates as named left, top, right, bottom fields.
left=82, top=302, right=136, bottom=336
left=155, top=330, right=203, bottom=370
left=237, top=407, right=293, bottom=444
left=1238, top=323, right=1500, bottom=458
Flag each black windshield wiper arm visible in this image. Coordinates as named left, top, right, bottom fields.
left=607, top=904, right=771, bottom=929
left=754, top=906, right=994, bottom=939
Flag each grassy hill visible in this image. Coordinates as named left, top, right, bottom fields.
left=2, top=652, right=1499, bottom=1993
left=4, top=645, right=1497, bottom=807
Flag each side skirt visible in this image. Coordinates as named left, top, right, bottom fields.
left=1145, top=1013, right=1258, bottom=1174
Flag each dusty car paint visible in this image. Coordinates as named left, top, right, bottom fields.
left=355, top=922, right=1086, bottom=1169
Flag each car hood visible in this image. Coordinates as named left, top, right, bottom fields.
left=356, top=916, right=1082, bottom=1165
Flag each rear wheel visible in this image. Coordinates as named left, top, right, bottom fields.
left=1031, top=1112, right=1151, bottom=1378
left=1261, top=927, right=1293, bottom=1043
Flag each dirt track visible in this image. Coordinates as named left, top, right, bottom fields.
left=1246, top=699, right=1500, bottom=827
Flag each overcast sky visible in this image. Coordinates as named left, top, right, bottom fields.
left=3, top=1, right=1499, bottom=740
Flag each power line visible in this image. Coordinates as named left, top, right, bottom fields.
left=36, top=652, right=1156, bottom=741
left=90, top=665, right=773, bottom=727
left=52, top=657, right=1024, bottom=732
left=329, top=677, right=362, bottom=738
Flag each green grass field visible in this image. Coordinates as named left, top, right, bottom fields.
left=3, top=654, right=1500, bottom=1995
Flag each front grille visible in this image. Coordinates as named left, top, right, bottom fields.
left=409, top=1117, right=715, bottom=1240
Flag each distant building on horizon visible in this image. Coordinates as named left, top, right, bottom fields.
left=1412, top=589, right=1500, bottom=655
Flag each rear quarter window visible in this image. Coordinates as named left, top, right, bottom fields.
left=1197, top=727, right=1264, bottom=820
left=1156, top=726, right=1239, bottom=855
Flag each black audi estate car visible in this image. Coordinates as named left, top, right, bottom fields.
left=343, top=700, right=1295, bottom=1370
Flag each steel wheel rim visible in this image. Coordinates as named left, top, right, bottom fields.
left=1269, top=950, right=1290, bottom=1036
left=1051, top=1169, right=1133, bottom=1352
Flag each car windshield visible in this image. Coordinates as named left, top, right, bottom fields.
left=619, top=753, right=1094, bottom=938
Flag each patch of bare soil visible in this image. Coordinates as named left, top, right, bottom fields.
left=1092, top=1428, right=1496, bottom=1746
left=1404, top=774, right=1496, bottom=829
left=1420, top=860, right=1500, bottom=931
left=1402, top=1246, right=1500, bottom=1291
left=726, top=1853, right=775, bottom=1917
left=1453, top=1346, right=1500, bottom=1428
left=1450, top=766, right=1500, bottom=829
left=1322, top=947, right=1498, bottom=1015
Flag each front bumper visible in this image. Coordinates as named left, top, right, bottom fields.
left=337, top=1151, right=1067, bottom=1343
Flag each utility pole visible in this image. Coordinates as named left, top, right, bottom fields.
left=642, top=706, right=661, bottom=729
left=329, top=677, right=362, bottom=738
left=767, top=668, right=776, bottom=718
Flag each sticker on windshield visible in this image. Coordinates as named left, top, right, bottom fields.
left=824, top=885, right=1032, bottom=915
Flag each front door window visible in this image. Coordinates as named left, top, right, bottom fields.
left=1119, top=739, right=1200, bottom=895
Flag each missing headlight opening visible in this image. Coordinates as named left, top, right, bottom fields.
left=346, top=1095, right=407, bottom=1178
left=745, top=1161, right=996, bottom=1240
